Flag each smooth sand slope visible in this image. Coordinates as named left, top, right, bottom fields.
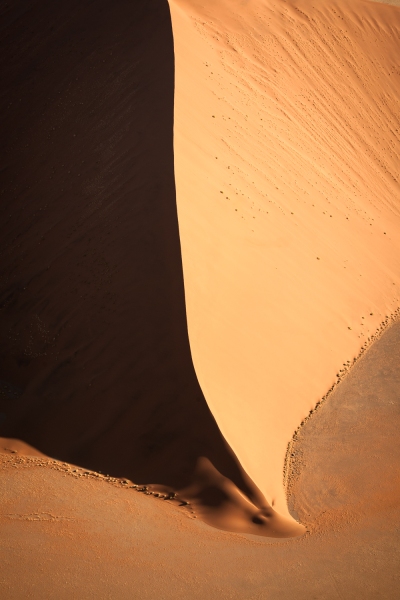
left=170, top=0, right=400, bottom=516
left=0, top=0, right=399, bottom=540
left=0, top=0, right=303, bottom=536
left=1, top=0, right=400, bottom=594
left=1, top=318, right=399, bottom=599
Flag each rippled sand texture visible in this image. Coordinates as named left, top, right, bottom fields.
left=171, top=0, right=400, bottom=516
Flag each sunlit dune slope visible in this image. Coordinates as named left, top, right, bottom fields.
left=0, top=0, right=303, bottom=537
left=170, top=0, right=400, bottom=515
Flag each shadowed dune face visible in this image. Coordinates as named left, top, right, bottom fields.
left=0, top=0, right=183, bottom=476
left=2, top=0, right=399, bottom=540
left=0, top=0, right=303, bottom=536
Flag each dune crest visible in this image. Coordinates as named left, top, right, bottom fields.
left=0, top=0, right=304, bottom=537
left=1, top=0, right=399, bottom=538
left=2, top=318, right=400, bottom=596
left=170, top=0, right=400, bottom=516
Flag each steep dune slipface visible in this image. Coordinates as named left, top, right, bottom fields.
left=1, top=0, right=399, bottom=538
left=0, top=0, right=303, bottom=536
left=2, top=321, right=400, bottom=598
left=0, top=0, right=187, bottom=480
left=170, top=0, right=400, bottom=516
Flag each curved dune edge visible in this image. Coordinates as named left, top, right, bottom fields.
left=285, top=317, right=400, bottom=568
left=1, top=320, right=399, bottom=598
left=0, top=0, right=305, bottom=540
left=284, top=305, right=400, bottom=493
left=170, top=0, right=400, bottom=519
left=7, top=307, right=399, bottom=540
left=0, top=438, right=304, bottom=538
left=154, top=455, right=305, bottom=537
left=1, top=0, right=399, bottom=541
left=12, top=307, right=398, bottom=539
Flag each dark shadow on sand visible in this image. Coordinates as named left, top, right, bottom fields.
left=0, top=0, right=263, bottom=507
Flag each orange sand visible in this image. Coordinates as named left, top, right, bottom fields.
left=171, top=0, right=400, bottom=517
left=1, top=0, right=400, bottom=595
left=1, top=318, right=400, bottom=598
left=0, top=0, right=399, bottom=546
left=0, top=0, right=302, bottom=537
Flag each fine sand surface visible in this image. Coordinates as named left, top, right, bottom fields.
left=170, top=0, right=400, bottom=517
left=0, top=0, right=302, bottom=537
left=0, top=0, right=399, bottom=572
left=1, top=319, right=399, bottom=599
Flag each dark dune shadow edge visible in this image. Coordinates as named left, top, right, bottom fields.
left=0, top=0, right=303, bottom=537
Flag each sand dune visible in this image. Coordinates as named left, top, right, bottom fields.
left=170, top=0, right=400, bottom=517
left=1, top=319, right=399, bottom=598
left=0, top=0, right=305, bottom=537
left=0, top=0, right=399, bottom=560
left=1, top=0, right=400, bottom=595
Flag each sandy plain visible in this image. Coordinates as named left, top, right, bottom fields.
left=0, top=0, right=399, bottom=596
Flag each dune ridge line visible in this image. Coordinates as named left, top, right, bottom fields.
left=284, top=305, right=400, bottom=494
